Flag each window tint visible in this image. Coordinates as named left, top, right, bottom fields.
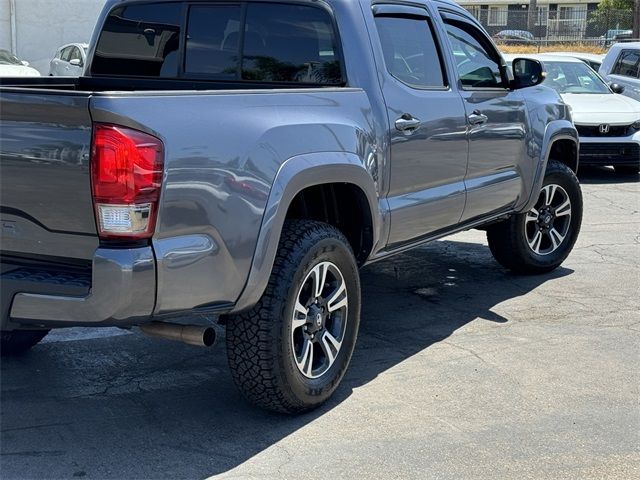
left=444, top=21, right=504, bottom=88
left=91, top=2, right=343, bottom=84
left=374, top=16, right=446, bottom=88
left=92, top=3, right=181, bottom=76
left=185, top=6, right=241, bottom=77
left=613, top=50, right=640, bottom=78
left=242, top=3, right=343, bottom=84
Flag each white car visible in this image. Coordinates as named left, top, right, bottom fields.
left=538, top=52, right=604, bottom=72
left=49, top=43, right=88, bottom=76
left=0, top=50, right=40, bottom=77
left=599, top=42, right=640, bottom=103
left=505, top=54, right=640, bottom=174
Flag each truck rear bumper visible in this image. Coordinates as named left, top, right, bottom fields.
left=3, top=247, right=155, bottom=329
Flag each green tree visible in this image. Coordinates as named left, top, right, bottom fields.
left=596, top=0, right=633, bottom=9
left=589, top=0, right=634, bottom=37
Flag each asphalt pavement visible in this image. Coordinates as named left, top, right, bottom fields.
left=1, top=166, right=638, bottom=480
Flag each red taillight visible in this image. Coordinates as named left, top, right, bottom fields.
left=91, top=124, right=164, bottom=239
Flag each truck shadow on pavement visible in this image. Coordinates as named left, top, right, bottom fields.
left=0, top=239, right=572, bottom=479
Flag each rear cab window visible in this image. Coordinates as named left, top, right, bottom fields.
left=91, top=1, right=345, bottom=86
left=92, top=3, right=181, bottom=76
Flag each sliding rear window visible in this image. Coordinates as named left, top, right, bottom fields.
left=184, top=5, right=241, bottom=78
left=91, top=2, right=345, bottom=85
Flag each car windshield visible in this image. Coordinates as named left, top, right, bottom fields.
left=542, top=61, right=610, bottom=94
left=0, top=50, right=22, bottom=65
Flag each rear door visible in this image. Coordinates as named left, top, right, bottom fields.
left=440, top=11, right=530, bottom=222
left=370, top=4, right=469, bottom=247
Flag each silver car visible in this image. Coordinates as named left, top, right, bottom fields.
left=49, top=43, right=88, bottom=76
left=599, top=42, right=640, bottom=102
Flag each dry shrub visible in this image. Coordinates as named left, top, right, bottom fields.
left=498, top=43, right=608, bottom=54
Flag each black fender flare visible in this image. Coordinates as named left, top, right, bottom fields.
left=232, top=151, right=380, bottom=313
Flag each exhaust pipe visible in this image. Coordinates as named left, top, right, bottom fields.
left=139, top=322, right=216, bottom=347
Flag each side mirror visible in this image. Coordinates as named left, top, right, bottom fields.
left=69, top=58, right=82, bottom=67
left=510, top=58, right=545, bottom=89
left=21, top=60, right=29, bottom=66
left=610, top=83, right=625, bottom=94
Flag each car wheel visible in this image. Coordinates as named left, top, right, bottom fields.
left=225, top=220, right=360, bottom=414
left=487, top=160, right=583, bottom=274
left=1, top=329, right=50, bottom=356
left=614, top=165, right=639, bottom=175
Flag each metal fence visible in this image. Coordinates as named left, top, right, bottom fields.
left=462, top=5, right=633, bottom=45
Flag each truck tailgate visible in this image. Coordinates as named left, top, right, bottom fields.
left=0, top=90, right=99, bottom=260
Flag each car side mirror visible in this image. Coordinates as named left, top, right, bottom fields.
left=69, top=58, right=82, bottom=67
left=510, top=58, right=545, bottom=89
left=610, top=83, right=625, bottom=94
left=21, top=60, right=29, bottom=66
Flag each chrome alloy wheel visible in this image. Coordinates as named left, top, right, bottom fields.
left=525, top=184, right=572, bottom=256
left=291, top=261, right=348, bottom=379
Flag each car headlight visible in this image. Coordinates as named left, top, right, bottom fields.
left=632, top=120, right=640, bottom=130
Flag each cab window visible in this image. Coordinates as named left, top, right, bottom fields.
left=92, top=3, right=182, bottom=76
left=444, top=20, right=504, bottom=88
left=374, top=15, right=447, bottom=88
left=612, top=50, right=640, bottom=79
left=92, top=1, right=344, bottom=85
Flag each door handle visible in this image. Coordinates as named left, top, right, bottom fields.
left=468, top=110, right=488, bottom=126
left=395, top=114, right=421, bottom=134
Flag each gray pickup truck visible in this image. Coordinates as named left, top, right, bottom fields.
left=0, top=0, right=582, bottom=413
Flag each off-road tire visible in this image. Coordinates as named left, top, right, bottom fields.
left=487, top=160, right=582, bottom=274
left=1, top=330, right=49, bottom=356
left=225, top=220, right=361, bottom=414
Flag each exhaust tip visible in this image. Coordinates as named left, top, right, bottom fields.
left=202, top=327, right=216, bottom=347
left=140, top=322, right=217, bottom=348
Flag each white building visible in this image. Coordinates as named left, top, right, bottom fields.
left=0, top=0, right=107, bottom=75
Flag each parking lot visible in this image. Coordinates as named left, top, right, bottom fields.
left=1, top=166, right=638, bottom=480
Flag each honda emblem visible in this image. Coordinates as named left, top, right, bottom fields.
left=599, top=124, right=610, bottom=134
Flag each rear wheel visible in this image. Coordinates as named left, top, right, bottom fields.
left=1, top=329, right=50, bottom=356
left=487, top=160, right=583, bottom=274
left=614, top=165, right=639, bottom=175
left=225, top=220, right=360, bottom=414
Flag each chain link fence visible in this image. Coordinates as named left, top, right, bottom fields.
left=462, top=6, right=635, bottom=49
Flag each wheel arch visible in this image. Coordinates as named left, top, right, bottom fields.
left=521, top=120, right=579, bottom=212
left=232, top=152, right=381, bottom=313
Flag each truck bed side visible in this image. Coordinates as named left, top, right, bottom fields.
left=87, top=87, right=379, bottom=315
left=0, top=85, right=380, bottom=327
